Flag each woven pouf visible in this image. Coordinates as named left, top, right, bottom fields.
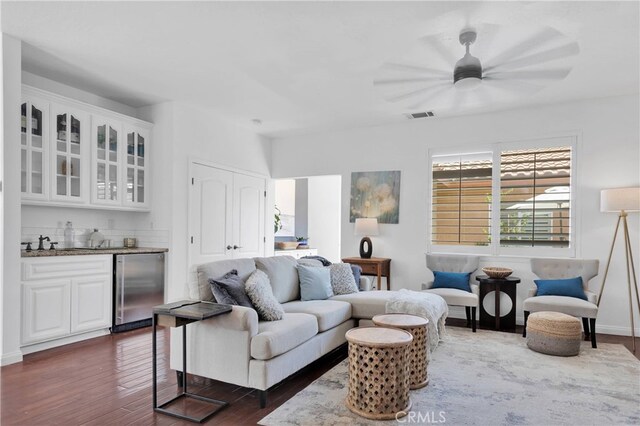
left=526, top=311, right=582, bottom=356
left=372, top=313, right=429, bottom=389
left=345, top=327, right=413, bottom=420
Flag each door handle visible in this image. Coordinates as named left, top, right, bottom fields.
left=233, top=245, right=242, bottom=250
left=226, top=245, right=233, bottom=250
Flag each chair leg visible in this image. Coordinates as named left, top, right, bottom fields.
left=582, top=317, right=590, bottom=341
left=465, top=306, right=471, bottom=327
left=259, top=390, right=267, bottom=408
left=523, top=311, right=530, bottom=338
left=471, top=307, right=477, bottom=332
left=590, top=318, right=597, bottom=348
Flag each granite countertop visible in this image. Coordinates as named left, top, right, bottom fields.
left=21, top=247, right=169, bottom=258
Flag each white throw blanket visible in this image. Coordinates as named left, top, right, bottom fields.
left=385, top=289, right=448, bottom=359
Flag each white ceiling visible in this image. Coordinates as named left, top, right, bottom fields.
left=2, top=1, right=638, bottom=137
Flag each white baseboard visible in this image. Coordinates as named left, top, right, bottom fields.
left=1, top=350, right=24, bottom=366
left=448, top=308, right=640, bottom=336
left=20, top=329, right=110, bottom=356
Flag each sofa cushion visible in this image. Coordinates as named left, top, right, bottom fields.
left=523, top=296, right=598, bottom=318
left=297, top=265, right=334, bottom=301
left=245, top=270, right=284, bottom=321
left=255, top=256, right=300, bottom=303
left=423, top=288, right=478, bottom=307
left=330, top=263, right=359, bottom=295
left=196, top=258, right=257, bottom=301
left=281, top=300, right=352, bottom=332
left=330, top=291, right=397, bottom=319
left=250, top=313, right=318, bottom=360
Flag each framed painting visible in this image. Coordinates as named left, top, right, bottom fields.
left=349, top=170, right=401, bottom=224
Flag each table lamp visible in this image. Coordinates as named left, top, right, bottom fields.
left=598, top=187, right=640, bottom=351
left=355, top=218, right=379, bottom=259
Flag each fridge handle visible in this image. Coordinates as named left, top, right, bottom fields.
left=120, top=258, right=126, bottom=323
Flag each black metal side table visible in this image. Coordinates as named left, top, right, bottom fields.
left=152, top=300, right=232, bottom=423
left=475, top=275, right=521, bottom=332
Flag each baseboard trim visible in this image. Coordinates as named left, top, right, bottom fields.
left=21, top=329, right=110, bottom=355
left=447, top=308, right=640, bottom=336
left=1, top=350, right=24, bottom=366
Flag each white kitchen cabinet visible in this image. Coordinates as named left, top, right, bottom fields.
left=20, top=95, right=49, bottom=201
left=50, top=103, right=89, bottom=203
left=274, top=248, right=318, bottom=259
left=20, top=85, right=152, bottom=211
left=122, top=126, right=149, bottom=209
left=21, top=280, right=71, bottom=345
left=21, top=255, right=112, bottom=349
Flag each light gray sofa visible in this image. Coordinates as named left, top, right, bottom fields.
left=170, top=255, right=399, bottom=408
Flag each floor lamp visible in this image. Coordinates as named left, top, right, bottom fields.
left=598, top=187, right=640, bottom=352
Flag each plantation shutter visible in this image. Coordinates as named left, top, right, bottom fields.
left=431, top=153, right=492, bottom=246
left=500, top=146, right=572, bottom=247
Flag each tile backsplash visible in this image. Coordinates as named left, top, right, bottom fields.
left=22, top=226, right=169, bottom=249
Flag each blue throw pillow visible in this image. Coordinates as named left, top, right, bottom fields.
left=534, top=277, right=587, bottom=300
left=350, top=265, right=362, bottom=288
left=432, top=271, right=472, bottom=292
left=297, top=264, right=334, bottom=301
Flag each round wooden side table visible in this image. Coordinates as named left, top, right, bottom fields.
left=345, top=327, right=413, bottom=420
left=372, top=313, right=429, bottom=389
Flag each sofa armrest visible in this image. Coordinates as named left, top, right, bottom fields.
left=359, top=276, right=372, bottom=291
left=527, top=288, right=537, bottom=298
left=585, top=290, right=598, bottom=305
left=170, top=306, right=259, bottom=387
left=470, top=283, right=479, bottom=296
left=422, top=280, right=434, bottom=290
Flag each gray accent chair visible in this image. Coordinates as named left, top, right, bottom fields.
left=523, top=258, right=600, bottom=348
left=422, top=254, right=480, bottom=332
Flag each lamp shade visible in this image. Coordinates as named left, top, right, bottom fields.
left=600, top=187, right=640, bottom=212
left=354, top=218, right=379, bottom=236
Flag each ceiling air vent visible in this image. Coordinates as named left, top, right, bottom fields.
left=406, top=111, right=435, bottom=119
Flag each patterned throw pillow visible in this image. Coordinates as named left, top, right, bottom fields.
left=329, top=263, right=359, bottom=295
left=245, top=269, right=284, bottom=321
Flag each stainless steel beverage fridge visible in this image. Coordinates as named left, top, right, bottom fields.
left=113, top=253, right=165, bottom=332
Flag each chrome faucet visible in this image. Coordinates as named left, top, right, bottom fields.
left=37, top=235, right=50, bottom=251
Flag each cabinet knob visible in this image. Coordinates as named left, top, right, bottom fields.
left=233, top=245, right=242, bottom=250
left=226, top=245, right=233, bottom=250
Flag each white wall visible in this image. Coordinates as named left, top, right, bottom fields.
left=1, top=34, right=23, bottom=365
left=138, top=101, right=272, bottom=302
left=272, top=95, right=640, bottom=336
left=308, top=175, right=342, bottom=263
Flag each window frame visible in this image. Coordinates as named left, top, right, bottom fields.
left=427, top=134, right=579, bottom=258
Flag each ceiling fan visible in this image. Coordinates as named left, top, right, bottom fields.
left=373, top=26, right=580, bottom=111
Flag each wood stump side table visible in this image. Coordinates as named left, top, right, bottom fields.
left=345, top=327, right=413, bottom=420
left=372, top=313, right=429, bottom=389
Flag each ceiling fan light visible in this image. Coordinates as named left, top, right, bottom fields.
left=454, top=76, right=482, bottom=90
left=453, top=53, right=483, bottom=90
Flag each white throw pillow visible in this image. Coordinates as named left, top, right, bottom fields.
left=330, top=263, right=359, bottom=295
left=245, top=269, right=284, bottom=321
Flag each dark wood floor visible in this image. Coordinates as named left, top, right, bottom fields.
left=1, top=321, right=638, bottom=426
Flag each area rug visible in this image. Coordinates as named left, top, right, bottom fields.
left=259, top=328, right=640, bottom=425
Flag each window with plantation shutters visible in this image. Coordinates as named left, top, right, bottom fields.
left=431, top=153, right=493, bottom=247
left=500, top=147, right=572, bottom=247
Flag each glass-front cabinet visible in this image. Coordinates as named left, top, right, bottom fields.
left=20, top=97, right=49, bottom=200
left=123, top=127, right=149, bottom=208
left=91, top=117, right=121, bottom=205
left=20, top=86, right=151, bottom=211
left=50, top=105, right=87, bottom=202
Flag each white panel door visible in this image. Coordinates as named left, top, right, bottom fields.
left=233, top=173, right=265, bottom=259
left=22, top=280, right=71, bottom=345
left=190, top=163, right=234, bottom=265
left=71, top=275, right=112, bottom=333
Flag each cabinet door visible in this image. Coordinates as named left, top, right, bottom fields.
left=50, top=104, right=88, bottom=203
left=22, top=280, right=70, bottom=345
left=20, top=97, right=49, bottom=200
left=71, top=275, right=111, bottom=333
left=91, top=117, right=122, bottom=205
left=232, top=173, right=266, bottom=259
left=122, top=127, right=149, bottom=208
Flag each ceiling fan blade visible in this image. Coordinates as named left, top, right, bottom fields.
left=484, top=42, right=579, bottom=73
left=373, top=77, right=448, bottom=86
left=387, top=81, right=451, bottom=103
left=482, top=77, right=543, bottom=93
left=380, top=62, right=450, bottom=78
left=483, top=26, right=562, bottom=70
left=406, top=85, right=452, bottom=110
left=418, top=35, right=458, bottom=66
left=484, top=68, right=572, bottom=81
